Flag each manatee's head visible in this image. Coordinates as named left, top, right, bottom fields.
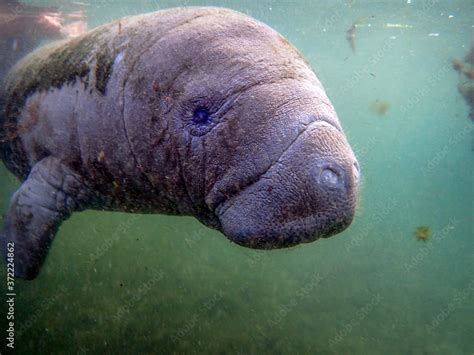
left=207, top=89, right=360, bottom=249
left=133, top=8, right=360, bottom=248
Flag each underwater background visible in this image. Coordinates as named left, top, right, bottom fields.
left=0, top=0, right=473, bottom=353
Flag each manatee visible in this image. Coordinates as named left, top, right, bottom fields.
left=0, top=7, right=360, bottom=279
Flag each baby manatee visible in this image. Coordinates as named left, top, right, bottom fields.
left=0, top=7, right=360, bottom=279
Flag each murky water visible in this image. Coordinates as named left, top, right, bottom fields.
left=1, top=0, right=473, bottom=353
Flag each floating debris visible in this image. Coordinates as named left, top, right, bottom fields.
left=464, top=45, right=474, bottom=65
left=346, top=21, right=358, bottom=53
left=458, top=83, right=474, bottom=120
left=371, top=99, right=391, bottom=116
left=385, top=23, right=413, bottom=29
left=453, top=44, right=474, bottom=121
left=415, top=226, right=431, bottom=242
left=452, top=58, right=464, bottom=72
left=461, top=66, right=474, bottom=80
left=346, top=16, right=376, bottom=53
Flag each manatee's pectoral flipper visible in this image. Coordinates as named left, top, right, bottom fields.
left=1, top=157, right=94, bottom=279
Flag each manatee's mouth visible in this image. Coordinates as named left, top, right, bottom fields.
left=217, top=207, right=354, bottom=250
left=215, top=183, right=357, bottom=250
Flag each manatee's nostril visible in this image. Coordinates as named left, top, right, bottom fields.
left=320, top=168, right=339, bottom=186
left=353, top=161, right=360, bottom=182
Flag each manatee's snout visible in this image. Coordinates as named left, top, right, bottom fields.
left=216, top=121, right=360, bottom=249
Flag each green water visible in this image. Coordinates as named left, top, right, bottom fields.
left=1, top=0, right=473, bottom=353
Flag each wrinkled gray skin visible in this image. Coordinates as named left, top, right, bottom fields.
left=0, top=7, right=360, bottom=280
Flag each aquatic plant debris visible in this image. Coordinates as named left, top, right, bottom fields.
left=415, top=226, right=431, bottom=242
left=371, top=99, right=391, bottom=116
left=452, top=45, right=474, bottom=121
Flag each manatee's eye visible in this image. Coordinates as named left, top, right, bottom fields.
left=182, top=97, right=218, bottom=136
left=193, top=107, right=211, bottom=125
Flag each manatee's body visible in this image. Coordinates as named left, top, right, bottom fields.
left=0, top=7, right=360, bottom=279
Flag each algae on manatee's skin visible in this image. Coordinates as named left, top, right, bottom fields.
left=0, top=24, right=118, bottom=140
left=95, top=48, right=115, bottom=95
left=4, top=29, right=103, bottom=113
left=0, top=26, right=117, bottom=179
